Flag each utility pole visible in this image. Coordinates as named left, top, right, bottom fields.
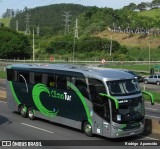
left=25, top=13, right=30, bottom=35
left=73, top=18, right=79, bottom=64
left=37, top=25, right=40, bottom=36
left=149, top=39, right=151, bottom=71
left=110, top=36, right=112, bottom=56
left=33, top=29, right=35, bottom=61
left=75, top=18, right=79, bottom=39
left=16, top=20, right=18, bottom=31
left=62, top=11, right=71, bottom=35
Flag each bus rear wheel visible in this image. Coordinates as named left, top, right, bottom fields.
left=83, top=122, right=93, bottom=137
left=28, top=107, right=35, bottom=120
left=20, top=105, right=27, bottom=118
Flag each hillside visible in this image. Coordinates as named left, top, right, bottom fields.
left=0, top=18, right=11, bottom=27
left=138, top=8, right=160, bottom=19
left=10, top=4, right=88, bottom=35
left=97, top=30, right=160, bottom=48
left=5, top=5, right=160, bottom=52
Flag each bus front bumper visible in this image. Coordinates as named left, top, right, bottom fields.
left=111, top=125, right=144, bottom=138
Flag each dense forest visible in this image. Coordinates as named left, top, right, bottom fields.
left=10, top=4, right=88, bottom=36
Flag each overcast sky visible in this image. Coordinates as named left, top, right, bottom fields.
left=0, top=0, right=152, bottom=17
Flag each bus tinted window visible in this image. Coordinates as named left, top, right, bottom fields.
left=47, top=74, right=56, bottom=87
left=88, top=78, right=106, bottom=101
left=7, top=69, right=17, bottom=81
left=57, top=75, right=71, bottom=90
left=74, top=78, right=89, bottom=99
left=34, top=73, right=42, bottom=84
left=19, top=71, right=30, bottom=83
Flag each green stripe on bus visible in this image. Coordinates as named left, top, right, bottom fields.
left=9, top=81, right=21, bottom=105
left=67, top=81, right=92, bottom=125
left=142, top=91, right=154, bottom=105
left=32, top=84, right=59, bottom=117
left=99, top=93, right=119, bottom=109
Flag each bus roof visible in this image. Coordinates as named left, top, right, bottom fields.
left=8, top=64, right=134, bottom=81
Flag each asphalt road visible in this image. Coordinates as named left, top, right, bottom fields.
left=0, top=101, right=160, bottom=149
left=140, top=82, right=160, bottom=92
left=145, top=102, right=160, bottom=120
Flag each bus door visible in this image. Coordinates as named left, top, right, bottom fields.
left=93, top=97, right=111, bottom=136
left=88, top=78, right=111, bottom=136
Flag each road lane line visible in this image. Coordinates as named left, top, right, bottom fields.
left=138, top=135, right=159, bottom=140
left=0, top=100, right=7, bottom=104
left=144, top=136, right=160, bottom=140
left=21, top=123, right=54, bottom=134
left=145, top=115, right=160, bottom=119
left=145, top=108, right=158, bottom=111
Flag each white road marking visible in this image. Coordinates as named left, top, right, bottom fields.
left=145, top=115, right=160, bottom=119
left=21, top=123, right=54, bottom=134
left=145, top=107, right=158, bottom=111
left=138, top=135, right=159, bottom=140
left=0, top=100, right=7, bottom=104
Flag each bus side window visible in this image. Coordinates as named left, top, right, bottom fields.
left=34, top=73, right=42, bottom=84
left=57, top=76, right=67, bottom=90
left=7, top=69, right=17, bottom=82
left=88, top=78, right=106, bottom=102
left=18, top=71, right=30, bottom=83
left=75, top=78, right=89, bottom=99
left=47, top=74, right=56, bottom=87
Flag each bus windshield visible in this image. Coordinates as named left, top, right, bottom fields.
left=111, top=97, right=144, bottom=124
left=107, top=79, right=141, bottom=96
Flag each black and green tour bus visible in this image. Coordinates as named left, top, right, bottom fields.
left=6, top=64, right=154, bottom=138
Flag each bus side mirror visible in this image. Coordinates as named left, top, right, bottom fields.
left=142, top=91, right=154, bottom=105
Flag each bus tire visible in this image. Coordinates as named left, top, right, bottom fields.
left=156, top=81, right=160, bottom=85
left=18, top=105, right=22, bottom=114
left=20, top=105, right=27, bottom=118
left=83, top=121, right=93, bottom=137
left=28, top=107, right=35, bottom=120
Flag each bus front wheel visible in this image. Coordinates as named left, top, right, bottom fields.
left=83, top=121, right=93, bottom=137
left=28, top=107, right=35, bottom=120
left=20, top=105, right=27, bottom=118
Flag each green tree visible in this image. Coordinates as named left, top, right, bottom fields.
left=152, top=0, right=160, bottom=8
left=137, top=2, right=147, bottom=11
left=123, top=3, right=137, bottom=10
left=0, top=27, right=31, bottom=59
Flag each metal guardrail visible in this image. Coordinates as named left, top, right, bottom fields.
left=0, top=59, right=160, bottom=72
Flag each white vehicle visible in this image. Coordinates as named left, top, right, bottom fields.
left=144, top=74, right=160, bottom=85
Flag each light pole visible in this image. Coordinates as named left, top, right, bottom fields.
left=33, top=29, right=35, bottom=62
left=149, top=39, right=151, bottom=71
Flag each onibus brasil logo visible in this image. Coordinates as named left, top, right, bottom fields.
left=32, top=84, right=72, bottom=117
